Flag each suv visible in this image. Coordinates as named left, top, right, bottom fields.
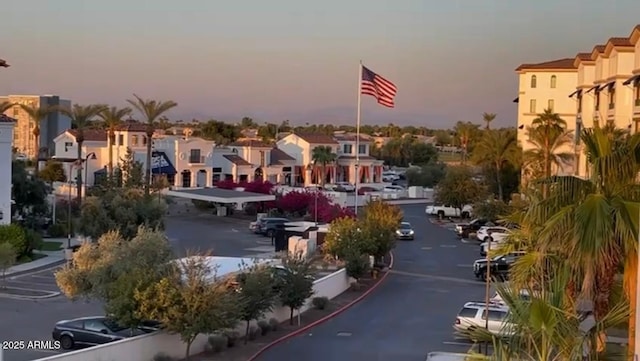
left=254, top=218, right=290, bottom=237
left=455, top=219, right=494, bottom=239
left=453, top=301, right=511, bottom=338
left=472, top=251, right=525, bottom=281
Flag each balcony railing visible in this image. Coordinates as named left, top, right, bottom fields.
left=189, top=156, right=205, bottom=164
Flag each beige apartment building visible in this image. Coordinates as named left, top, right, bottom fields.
left=515, top=24, right=640, bottom=179
left=0, top=94, right=72, bottom=159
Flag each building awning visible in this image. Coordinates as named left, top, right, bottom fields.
left=166, top=188, right=275, bottom=204
left=512, top=97, right=519, bottom=103
left=151, top=151, right=177, bottom=175
left=623, top=74, right=640, bottom=86
left=585, top=85, right=600, bottom=94
left=94, top=167, right=107, bottom=174
left=601, top=81, right=615, bottom=90
left=568, top=89, right=582, bottom=98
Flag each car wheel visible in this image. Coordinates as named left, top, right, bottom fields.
left=437, top=211, right=445, bottom=218
left=461, top=211, right=469, bottom=219
left=266, top=229, right=275, bottom=238
left=60, top=335, right=74, bottom=350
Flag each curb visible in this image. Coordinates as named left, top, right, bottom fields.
left=6, top=259, right=66, bottom=278
left=247, top=252, right=395, bottom=361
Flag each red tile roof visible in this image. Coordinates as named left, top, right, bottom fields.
left=515, top=58, right=576, bottom=71
left=269, top=148, right=295, bottom=166
left=575, top=53, right=592, bottom=61
left=295, top=133, right=338, bottom=144
left=230, top=139, right=272, bottom=148
left=607, top=37, right=633, bottom=47
left=116, top=121, right=150, bottom=132
left=67, top=129, right=107, bottom=142
left=223, top=154, right=252, bottom=166
left=333, top=133, right=371, bottom=142
left=0, top=114, right=15, bottom=122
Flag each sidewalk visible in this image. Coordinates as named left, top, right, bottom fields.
left=4, top=237, right=83, bottom=276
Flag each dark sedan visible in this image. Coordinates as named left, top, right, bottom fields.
left=254, top=217, right=290, bottom=237
left=455, top=219, right=493, bottom=239
left=52, top=316, right=160, bottom=350
left=395, top=222, right=415, bottom=240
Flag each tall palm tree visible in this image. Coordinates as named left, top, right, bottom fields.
left=127, top=94, right=177, bottom=195
left=98, top=106, right=132, bottom=178
left=529, top=109, right=569, bottom=189
left=311, top=145, right=337, bottom=186
left=523, top=124, right=574, bottom=180
left=18, top=103, right=58, bottom=174
left=0, top=101, right=13, bottom=114
left=454, top=121, right=479, bottom=164
left=472, top=129, right=520, bottom=200
left=482, top=112, right=496, bottom=130
left=60, top=104, right=107, bottom=202
left=524, top=126, right=640, bottom=357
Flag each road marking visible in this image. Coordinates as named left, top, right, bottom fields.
left=230, top=228, right=240, bottom=233
left=456, top=264, right=472, bottom=268
left=31, top=275, right=56, bottom=280
left=440, top=245, right=457, bottom=248
left=442, top=341, right=474, bottom=346
left=9, top=279, right=57, bottom=287
left=421, top=247, right=432, bottom=250
left=389, top=270, right=480, bottom=285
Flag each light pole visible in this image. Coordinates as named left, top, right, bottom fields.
left=67, top=161, right=81, bottom=251
left=83, top=152, right=97, bottom=199
left=483, top=232, right=493, bottom=355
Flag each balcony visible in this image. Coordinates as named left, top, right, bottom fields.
left=188, top=156, right=205, bottom=164
left=635, top=99, right=640, bottom=114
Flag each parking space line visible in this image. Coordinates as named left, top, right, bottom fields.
left=31, top=274, right=56, bottom=280
left=442, top=341, right=474, bottom=346
left=7, top=279, right=58, bottom=287
left=456, top=264, right=472, bottom=268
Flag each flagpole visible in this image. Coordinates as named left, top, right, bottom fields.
left=354, top=60, right=363, bottom=216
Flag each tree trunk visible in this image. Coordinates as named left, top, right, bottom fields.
left=108, top=131, right=115, bottom=178
left=245, top=320, right=250, bottom=344
left=495, top=163, right=503, bottom=200
left=185, top=337, right=193, bottom=360
left=76, top=139, right=84, bottom=203
left=145, top=129, right=153, bottom=195
left=321, top=163, right=326, bottom=186
left=290, top=307, right=294, bottom=325
left=34, top=134, right=40, bottom=175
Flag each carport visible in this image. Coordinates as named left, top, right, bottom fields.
left=165, top=188, right=275, bottom=214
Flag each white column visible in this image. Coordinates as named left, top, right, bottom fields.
left=206, top=170, right=213, bottom=187
left=189, top=170, right=196, bottom=187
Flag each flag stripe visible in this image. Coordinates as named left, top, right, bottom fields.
left=360, top=66, right=397, bottom=108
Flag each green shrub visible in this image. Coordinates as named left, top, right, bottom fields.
left=244, top=203, right=258, bottom=216
left=312, top=296, right=330, bottom=310
left=48, top=223, right=66, bottom=238
left=257, top=320, right=270, bottom=335
left=248, top=325, right=260, bottom=340
left=224, top=330, right=239, bottom=347
left=207, top=334, right=227, bottom=353
left=344, top=252, right=369, bottom=280
left=24, top=229, right=42, bottom=256
left=269, top=318, right=279, bottom=331
left=152, top=353, right=175, bottom=361
left=191, top=199, right=215, bottom=210
left=0, top=225, right=27, bottom=258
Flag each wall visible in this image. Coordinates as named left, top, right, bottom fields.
left=277, top=134, right=308, bottom=167
left=0, top=122, right=14, bottom=225
left=34, top=268, right=350, bottom=361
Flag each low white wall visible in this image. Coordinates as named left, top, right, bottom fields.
left=35, top=268, right=350, bottom=361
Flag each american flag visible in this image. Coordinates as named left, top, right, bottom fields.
left=361, top=65, right=397, bottom=108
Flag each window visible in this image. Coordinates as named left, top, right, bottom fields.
left=212, top=167, right=222, bottom=173
left=530, top=75, right=537, bottom=88
left=550, top=75, right=557, bottom=88
left=64, top=142, right=73, bottom=152
left=189, top=149, right=202, bottom=163
left=595, top=90, right=601, bottom=111
left=358, top=144, right=366, bottom=154
left=343, top=144, right=353, bottom=154
left=259, top=151, right=265, bottom=167
left=131, top=135, right=138, bottom=146
left=118, top=134, right=124, bottom=145
left=83, top=320, right=107, bottom=333
left=142, top=136, right=147, bottom=146
left=529, top=99, right=536, bottom=113
left=457, top=307, right=478, bottom=318
left=547, top=99, right=554, bottom=111
left=283, top=166, right=292, bottom=172
left=635, top=80, right=640, bottom=105
left=482, top=310, right=507, bottom=321
left=609, top=87, right=615, bottom=109
left=63, top=320, right=84, bottom=329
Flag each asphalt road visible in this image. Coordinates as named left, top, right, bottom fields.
left=256, top=204, right=487, bottom=361
left=0, top=213, right=274, bottom=361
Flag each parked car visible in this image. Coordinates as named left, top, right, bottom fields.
left=253, top=217, right=290, bottom=237
left=453, top=301, right=512, bottom=338
left=455, top=219, right=494, bottom=239
left=475, top=226, right=510, bottom=242
left=52, top=316, right=160, bottom=350
left=383, top=185, right=405, bottom=193
left=472, top=251, right=525, bottom=280
left=425, top=204, right=473, bottom=218
left=334, top=181, right=355, bottom=192
left=382, top=171, right=400, bottom=182
left=357, top=186, right=378, bottom=195
left=395, top=222, right=415, bottom=240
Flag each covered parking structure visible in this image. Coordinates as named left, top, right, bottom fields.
left=166, top=188, right=275, bottom=214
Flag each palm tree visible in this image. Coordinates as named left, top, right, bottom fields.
left=60, top=104, right=107, bottom=202
left=0, top=101, right=13, bottom=114
left=311, top=145, right=337, bottom=186
left=482, top=112, right=496, bottom=130
left=528, top=109, right=570, bottom=194
left=454, top=121, right=479, bottom=164
left=523, top=124, right=574, bottom=180
left=127, top=94, right=177, bottom=195
left=18, top=103, right=59, bottom=174
left=472, top=129, right=520, bottom=200
left=98, top=106, right=132, bottom=178
left=523, top=126, right=640, bottom=357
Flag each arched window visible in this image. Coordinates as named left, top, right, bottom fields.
left=550, top=75, right=557, bottom=88
left=530, top=75, right=537, bottom=88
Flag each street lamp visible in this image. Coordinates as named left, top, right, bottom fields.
left=83, top=152, right=97, bottom=200
left=483, top=232, right=493, bottom=355
left=66, top=160, right=82, bottom=254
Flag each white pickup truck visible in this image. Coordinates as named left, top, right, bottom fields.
left=425, top=204, right=473, bottom=218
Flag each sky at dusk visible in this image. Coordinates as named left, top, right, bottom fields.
left=2, top=0, right=640, bottom=128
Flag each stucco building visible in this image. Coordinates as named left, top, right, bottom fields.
left=0, top=115, right=15, bottom=225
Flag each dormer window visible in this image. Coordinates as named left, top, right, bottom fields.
left=550, top=75, right=557, bottom=88
left=358, top=144, right=366, bottom=154
left=343, top=144, right=353, bottom=154
left=530, top=75, right=537, bottom=88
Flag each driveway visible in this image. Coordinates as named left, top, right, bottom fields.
left=257, top=204, right=487, bottom=361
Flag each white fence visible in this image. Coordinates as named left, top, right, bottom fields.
left=34, top=268, right=350, bottom=361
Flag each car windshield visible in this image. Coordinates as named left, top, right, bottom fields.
left=400, top=223, right=412, bottom=229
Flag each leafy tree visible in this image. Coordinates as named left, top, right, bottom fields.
left=55, top=228, right=173, bottom=333
left=323, top=217, right=370, bottom=260
left=127, top=94, right=178, bottom=195
left=453, top=121, right=481, bottom=164
left=120, top=147, right=144, bottom=188
left=435, top=165, right=486, bottom=211
left=199, top=120, right=240, bottom=145
left=240, top=116, right=256, bottom=128
left=472, top=129, right=520, bottom=200
left=60, top=104, right=106, bottom=202
left=379, top=137, right=437, bottom=167
left=311, top=146, right=337, bottom=186
left=276, top=255, right=315, bottom=325
left=0, top=242, right=16, bottom=286
left=98, top=106, right=132, bottom=178
left=11, top=160, right=49, bottom=228
left=39, top=160, right=66, bottom=185
left=236, top=265, right=277, bottom=343
left=406, top=162, right=446, bottom=188
left=77, top=188, right=167, bottom=240
left=343, top=251, right=369, bottom=281
left=257, top=123, right=279, bottom=143
left=472, top=199, right=510, bottom=221
left=135, top=256, right=240, bottom=359
left=359, top=200, right=403, bottom=261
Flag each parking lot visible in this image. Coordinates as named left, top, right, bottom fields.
left=3, top=268, right=63, bottom=298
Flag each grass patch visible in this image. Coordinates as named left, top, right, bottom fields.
left=40, top=241, right=63, bottom=251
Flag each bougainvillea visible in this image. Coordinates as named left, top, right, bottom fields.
left=243, top=180, right=274, bottom=195
left=215, top=179, right=237, bottom=189
left=276, top=190, right=333, bottom=216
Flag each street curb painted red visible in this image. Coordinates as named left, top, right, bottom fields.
left=247, top=252, right=395, bottom=361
